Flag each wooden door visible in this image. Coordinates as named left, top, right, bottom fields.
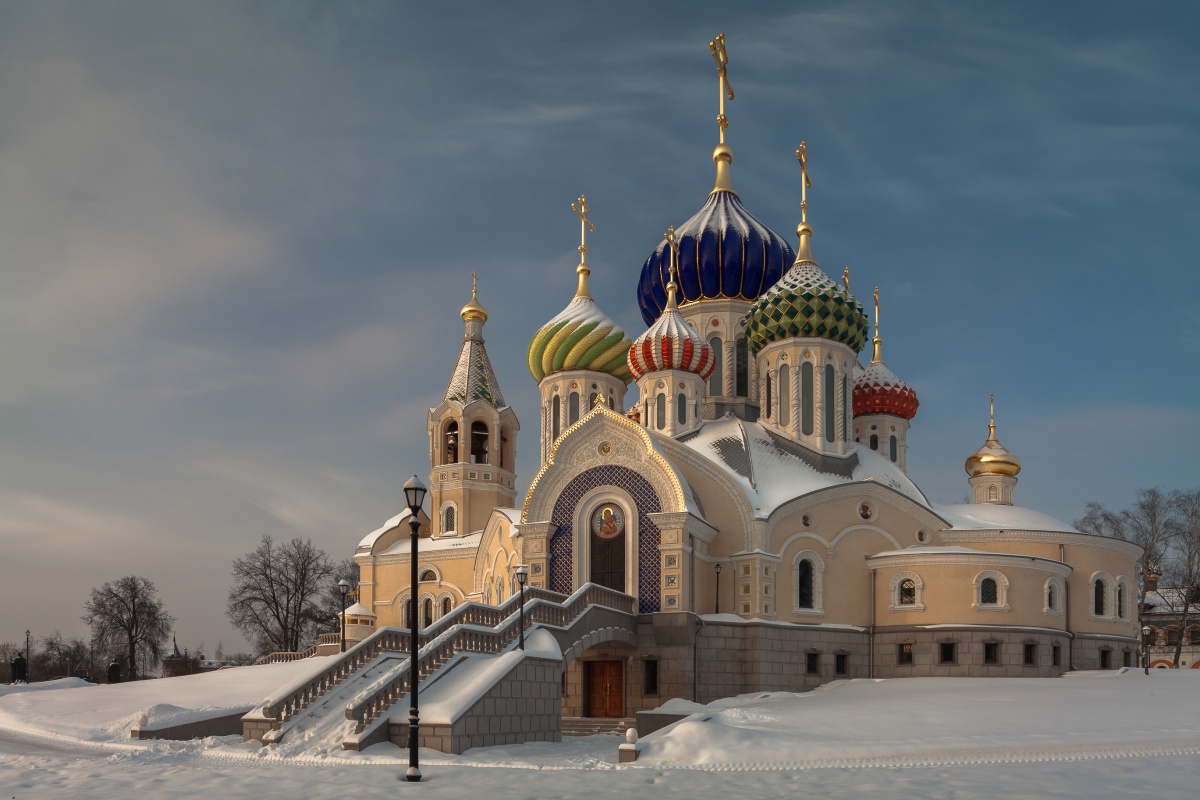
left=586, top=660, right=624, bottom=718
left=590, top=531, right=625, bottom=592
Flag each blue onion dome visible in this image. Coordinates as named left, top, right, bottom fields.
left=744, top=221, right=869, bottom=355
left=637, top=163, right=794, bottom=326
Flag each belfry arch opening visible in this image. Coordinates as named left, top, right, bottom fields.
left=471, top=421, right=489, bottom=464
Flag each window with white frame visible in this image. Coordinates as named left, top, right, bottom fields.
left=794, top=550, right=825, bottom=614
left=1116, top=576, right=1133, bottom=620
left=1043, top=576, right=1064, bottom=615
left=973, top=570, right=1010, bottom=611
left=889, top=571, right=925, bottom=611
left=1090, top=572, right=1114, bottom=618
left=440, top=502, right=458, bottom=535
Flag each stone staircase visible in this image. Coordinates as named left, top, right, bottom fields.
left=561, top=716, right=636, bottom=737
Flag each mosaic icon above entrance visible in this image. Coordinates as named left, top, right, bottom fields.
left=592, top=504, right=625, bottom=540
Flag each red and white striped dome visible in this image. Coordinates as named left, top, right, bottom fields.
left=627, top=302, right=715, bottom=381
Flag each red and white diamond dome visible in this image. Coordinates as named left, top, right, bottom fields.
left=853, top=360, right=919, bottom=420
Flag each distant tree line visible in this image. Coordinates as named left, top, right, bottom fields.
left=1076, top=486, right=1200, bottom=666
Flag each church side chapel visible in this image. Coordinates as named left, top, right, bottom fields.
left=352, top=35, right=1140, bottom=720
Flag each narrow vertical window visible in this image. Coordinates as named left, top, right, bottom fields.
left=643, top=660, right=659, bottom=695
left=835, top=653, right=848, bottom=675
left=442, top=598, right=452, bottom=616
left=988, top=485, right=998, bottom=502
left=1117, top=584, right=1126, bottom=618
left=797, top=559, right=814, bottom=609
left=764, top=373, right=772, bottom=417
left=471, top=421, right=489, bottom=464
left=778, top=365, right=791, bottom=426
left=735, top=339, right=748, bottom=397
left=843, top=374, right=850, bottom=441
left=870, top=434, right=878, bottom=450
left=1094, top=579, right=1106, bottom=616
left=568, top=392, right=579, bottom=425
left=802, top=362, right=814, bottom=435
left=677, top=392, right=687, bottom=424
left=552, top=398, right=560, bottom=441
left=708, top=336, right=723, bottom=396
left=422, top=598, right=433, bottom=627
left=980, top=578, right=998, bottom=605
left=1047, top=583, right=1056, bottom=612
left=890, top=435, right=897, bottom=462
left=823, top=364, right=836, bottom=442
left=443, top=506, right=455, bottom=533
left=656, top=393, right=666, bottom=429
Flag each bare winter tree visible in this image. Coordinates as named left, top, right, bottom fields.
left=1076, top=487, right=1174, bottom=621
left=82, top=576, right=174, bottom=681
left=311, top=558, right=361, bottom=637
left=1163, top=488, right=1200, bottom=666
left=226, top=536, right=334, bottom=655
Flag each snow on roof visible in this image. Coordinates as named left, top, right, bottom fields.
left=375, top=529, right=482, bottom=556
left=494, top=508, right=520, bottom=524
left=341, top=602, right=374, bottom=617
left=679, top=416, right=929, bottom=517
left=871, top=546, right=989, bottom=558
left=357, top=507, right=414, bottom=550
left=933, top=503, right=1077, bottom=533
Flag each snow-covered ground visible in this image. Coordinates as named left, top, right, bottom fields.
left=3, top=666, right=1199, bottom=798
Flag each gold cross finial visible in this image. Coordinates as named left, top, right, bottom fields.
left=710, top=33, right=733, bottom=143
left=571, top=195, right=595, bottom=298
left=871, top=286, right=883, bottom=363
left=842, top=266, right=850, bottom=293
left=664, top=226, right=680, bottom=308
left=796, top=141, right=812, bottom=223
left=471, top=270, right=478, bottom=298
left=988, top=392, right=997, bottom=440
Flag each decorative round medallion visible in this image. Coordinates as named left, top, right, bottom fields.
left=916, top=529, right=929, bottom=543
left=858, top=501, right=874, bottom=521
left=801, top=513, right=815, bottom=529
left=598, top=442, right=612, bottom=456
left=591, top=504, right=625, bottom=540
left=571, top=382, right=578, bottom=389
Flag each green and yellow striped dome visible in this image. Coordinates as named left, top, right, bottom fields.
left=527, top=294, right=632, bottom=384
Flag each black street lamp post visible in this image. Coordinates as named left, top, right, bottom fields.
left=403, top=474, right=428, bottom=783
left=1142, top=625, right=1153, bottom=676
left=714, top=563, right=722, bottom=615
left=514, top=565, right=528, bottom=651
left=338, top=578, right=350, bottom=653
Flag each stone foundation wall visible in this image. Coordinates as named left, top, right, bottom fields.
left=390, top=655, right=562, bottom=754
left=873, top=627, right=1069, bottom=678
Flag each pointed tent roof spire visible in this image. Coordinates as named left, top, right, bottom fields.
left=709, top=33, right=737, bottom=195
left=444, top=276, right=507, bottom=408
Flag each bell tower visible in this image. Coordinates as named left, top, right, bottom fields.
left=427, top=276, right=519, bottom=536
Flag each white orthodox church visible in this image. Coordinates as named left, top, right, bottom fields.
left=350, top=39, right=1141, bottom=720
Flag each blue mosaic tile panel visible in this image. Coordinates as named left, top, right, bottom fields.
left=547, top=465, right=662, bottom=613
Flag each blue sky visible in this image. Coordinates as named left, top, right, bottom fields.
left=1, top=1, right=1197, bottom=654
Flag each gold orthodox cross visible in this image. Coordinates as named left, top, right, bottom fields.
left=796, top=141, right=812, bottom=222
left=571, top=194, right=596, bottom=261
left=710, top=33, right=734, bottom=143
left=842, top=266, right=850, bottom=293
left=873, top=286, right=880, bottom=330
left=471, top=270, right=478, bottom=297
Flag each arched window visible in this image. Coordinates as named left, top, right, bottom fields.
left=1094, top=578, right=1107, bottom=616
left=1044, top=577, right=1064, bottom=615
left=794, top=551, right=824, bottom=613
left=889, top=435, right=898, bottom=462
left=423, top=598, right=433, bottom=627
left=764, top=373, right=772, bottom=417
left=568, top=392, right=580, bottom=425
left=420, top=570, right=436, bottom=582
left=552, top=396, right=561, bottom=441
left=708, top=336, right=723, bottom=396
left=870, top=433, right=878, bottom=450
left=444, top=421, right=459, bottom=464
left=801, top=362, right=814, bottom=435
left=1116, top=577, right=1133, bottom=620
left=500, top=428, right=509, bottom=470
left=988, top=485, right=998, bottom=502
left=656, top=393, right=666, bottom=429
left=980, top=578, right=998, bottom=604
left=1117, top=583, right=1126, bottom=619
left=823, top=364, right=836, bottom=443
left=735, top=338, right=748, bottom=397
left=677, top=392, right=687, bottom=424
left=1167, top=627, right=1181, bottom=646
left=496, top=576, right=506, bottom=603
left=590, top=392, right=600, bottom=411
left=974, top=570, right=1009, bottom=610
left=889, top=571, right=925, bottom=611
left=442, top=505, right=456, bottom=534
left=470, top=421, right=489, bottom=464
left=442, top=597, right=453, bottom=616
left=401, top=600, right=410, bottom=627
left=778, top=365, right=791, bottom=426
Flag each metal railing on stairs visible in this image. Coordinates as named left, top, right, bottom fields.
left=345, top=583, right=636, bottom=733
left=248, top=584, right=633, bottom=736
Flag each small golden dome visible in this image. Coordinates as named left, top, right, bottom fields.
left=965, top=394, right=1021, bottom=477
left=460, top=274, right=487, bottom=323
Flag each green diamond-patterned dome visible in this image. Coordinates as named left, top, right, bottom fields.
left=745, top=256, right=868, bottom=355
